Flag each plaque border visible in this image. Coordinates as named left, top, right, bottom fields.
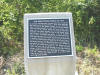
left=28, top=19, right=72, bottom=58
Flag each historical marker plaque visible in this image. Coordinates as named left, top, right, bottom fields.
left=24, top=13, right=76, bottom=75
left=28, top=19, right=72, bottom=57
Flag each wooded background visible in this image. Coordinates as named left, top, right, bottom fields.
left=0, top=0, right=100, bottom=58
left=0, top=0, right=100, bottom=75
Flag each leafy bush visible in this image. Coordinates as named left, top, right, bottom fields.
left=76, top=45, right=84, bottom=52
left=0, top=30, right=20, bottom=58
left=0, top=1, right=22, bottom=58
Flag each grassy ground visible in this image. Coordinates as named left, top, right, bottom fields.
left=76, top=47, right=100, bottom=75
left=0, top=51, right=24, bottom=75
left=0, top=47, right=100, bottom=75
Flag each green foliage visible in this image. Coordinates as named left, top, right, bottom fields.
left=0, top=1, right=22, bottom=58
left=85, top=46, right=99, bottom=57
left=77, top=46, right=100, bottom=75
left=5, top=62, right=25, bottom=75
left=76, top=45, right=84, bottom=52
left=0, top=0, right=100, bottom=58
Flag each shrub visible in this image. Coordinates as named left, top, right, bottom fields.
left=76, top=45, right=84, bottom=52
